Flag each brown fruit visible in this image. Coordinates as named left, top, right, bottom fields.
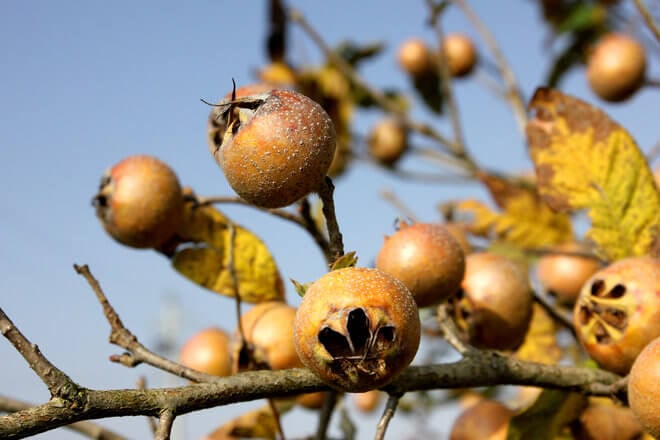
left=294, top=267, right=421, bottom=392
left=93, top=155, right=184, bottom=248
left=587, top=32, right=646, bottom=102
left=354, top=390, right=383, bottom=413
left=447, top=252, right=533, bottom=350
left=536, top=242, right=602, bottom=305
left=397, top=38, right=434, bottom=77
left=295, top=391, right=330, bottom=410
left=209, top=88, right=336, bottom=208
left=442, top=33, right=477, bottom=77
left=367, top=118, right=408, bottom=166
left=449, top=399, right=513, bottom=440
left=628, top=337, right=660, bottom=438
left=179, top=327, right=232, bottom=377
left=233, top=301, right=301, bottom=372
left=573, top=403, right=642, bottom=440
left=376, top=223, right=466, bottom=307
left=573, top=256, right=660, bottom=374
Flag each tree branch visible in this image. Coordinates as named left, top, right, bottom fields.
left=633, top=0, right=660, bottom=43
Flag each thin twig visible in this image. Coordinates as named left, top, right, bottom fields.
left=227, top=223, right=246, bottom=347
left=633, top=0, right=660, bottom=42
left=374, top=394, right=401, bottom=440
left=154, top=410, right=175, bottom=440
left=314, top=390, right=338, bottom=440
left=453, top=0, right=528, bottom=133
left=0, top=395, right=127, bottom=440
left=435, top=304, right=475, bottom=356
left=298, top=198, right=333, bottom=264
left=533, top=288, right=576, bottom=336
left=288, top=8, right=459, bottom=154
left=267, top=398, right=286, bottom=440
left=0, top=307, right=83, bottom=402
left=380, top=190, right=420, bottom=223
left=317, top=177, right=345, bottom=265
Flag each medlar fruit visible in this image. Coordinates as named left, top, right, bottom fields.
left=376, top=222, right=466, bottom=307
left=628, top=336, right=660, bottom=438
left=179, top=327, right=232, bottom=377
left=294, top=267, right=421, bottom=392
left=447, top=252, right=533, bottom=350
left=449, top=399, right=513, bottom=440
left=93, top=155, right=184, bottom=248
left=367, top=118, right=408, bottom=166
left=573, top=255, right=660, bottom=374
left=442, top=33, right=477, bottom=78
left=397, top=38, right=434, bottom=77
left=209, top=88, right=336, bottom=208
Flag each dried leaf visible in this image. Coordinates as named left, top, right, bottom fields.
left=205, top=403, right=288, bottom=440
left=172, top=198, right=284, bottom=303
left=507, top=390, right=587, bottom=440
left=456, top=180, right=573, bottom=249
left=526, top=88, right=660, bottom=261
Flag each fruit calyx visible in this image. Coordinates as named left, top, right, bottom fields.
left=576, top=279, right=631, bottom=345
left=317, top=307, right=397, bottom=384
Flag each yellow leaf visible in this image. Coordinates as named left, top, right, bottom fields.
left=456, top=186, right=573, bottom=249
left=171, top=197, right=284, bottom=304
left=515, top=304, right=562, bottom=365
left=526, top=88, right=660, bottom=261
left=204, top=404, right=285, bottom=440
left=507, top=390, right=587, bottom=440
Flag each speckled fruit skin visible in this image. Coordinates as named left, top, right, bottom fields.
left=93, top=155, right=184, bottom=248
left=573, top=256, right=660, bottom=375
left=376, top=223, right=466, bottom=307
left=449, top=399, right=512, bottom=440
left=209, top=88, right=336, bottom=208
left=233, top=301, right=301, bottom=372
left=628, top=337, right=660, bottom=438
left=587, top=33, right=646, bottom=102
left=442, top=33, right=477, bottom=77
left=536, top=242, right=602, bottom=305
left=448, top=252, right=533, bottom=350
left=294, top=267, right=421, bottom=393
left=179, top=327, right=232, bottom=377
left=397, top=38, right=434, bottom=77
left=367, top=118, right=408, bottom=166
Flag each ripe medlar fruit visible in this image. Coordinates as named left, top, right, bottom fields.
left=354, top=390, right=383, bottom=413
left=586, top=32, right=646, bottom=102
left=628, top=336, right=660, bottom=438
left=367, top=118, right=408, bottom=166
left=572, top=402, right=642, bottom=440
left=233, top=301, right=301, bottom=372
left=397, top=38, right=434, bottom=77
left=294, top=267, right=421, bottom=392
left=209, top=88, right=336, bottom=208
left=376, top=222, right=466, bottom=307
left=447, top=252, right=533, bottom=350
left=179, top=327, right=232, bottom=377
left=449, top=399, right=513, bottom=440
left=442, top=33, right=477, bottom=78
left=536, top=242, right=602, bottom=305
left=93, top=155, right=184, bottom=248
left=573, top=255, right=660, bottom=374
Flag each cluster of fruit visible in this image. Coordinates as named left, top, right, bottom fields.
left=93, top=79, right=659, bottom=437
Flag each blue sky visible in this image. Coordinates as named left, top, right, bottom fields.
left=1, top=1, right=657, bottom=439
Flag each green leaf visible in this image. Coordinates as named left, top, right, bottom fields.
left=330, top=251, right=358, bottom=271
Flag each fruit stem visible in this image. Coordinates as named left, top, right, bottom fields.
left=375, top=393, right=401, bottom=440
left=318, top=177, right=345, bottom=266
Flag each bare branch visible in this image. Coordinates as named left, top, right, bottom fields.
left=317, top=177, right=345, bottom=265
left=633, top=0, right=660, bottom=42
left=374, top=394, right=400, bottom=440
left=0, top=307, right=82, bottom=402
left=154, top=410, right=175, bottom=440
left=315, top=390, right=338, bottom=440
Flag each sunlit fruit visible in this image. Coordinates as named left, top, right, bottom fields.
left=442, top=33, right=477, bottom=77
left=573, top=256, right=660, bottom=374
left=628, top=337, right=660, bottom=438
left=294, top=267, right=421, bottom=392
left=536, top=242, right=602, bottom=305
left=397, top=38, right=434, bottom=77
left=233, top=301, right=301, bottom=372
left=93, top=155, right=184, bottom=248
left=367, top=118, right=408, bottom=166
left=354, top=390, right=383, bottom=413
left=587, top=32, right=646, bottom=102
left=179, top=327, right=232, bottom=377
left=209, top=88, right=336, bottom=208
left=376, top=222, right=466, bottom=307
left=449, top=399, right=513, bottom=440
left=573, top=402, right=642, bottom=440
left=447, top=252, right=533, bottom=350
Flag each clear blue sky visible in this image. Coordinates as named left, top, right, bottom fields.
left=1, top=1, right=657, bottom=439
